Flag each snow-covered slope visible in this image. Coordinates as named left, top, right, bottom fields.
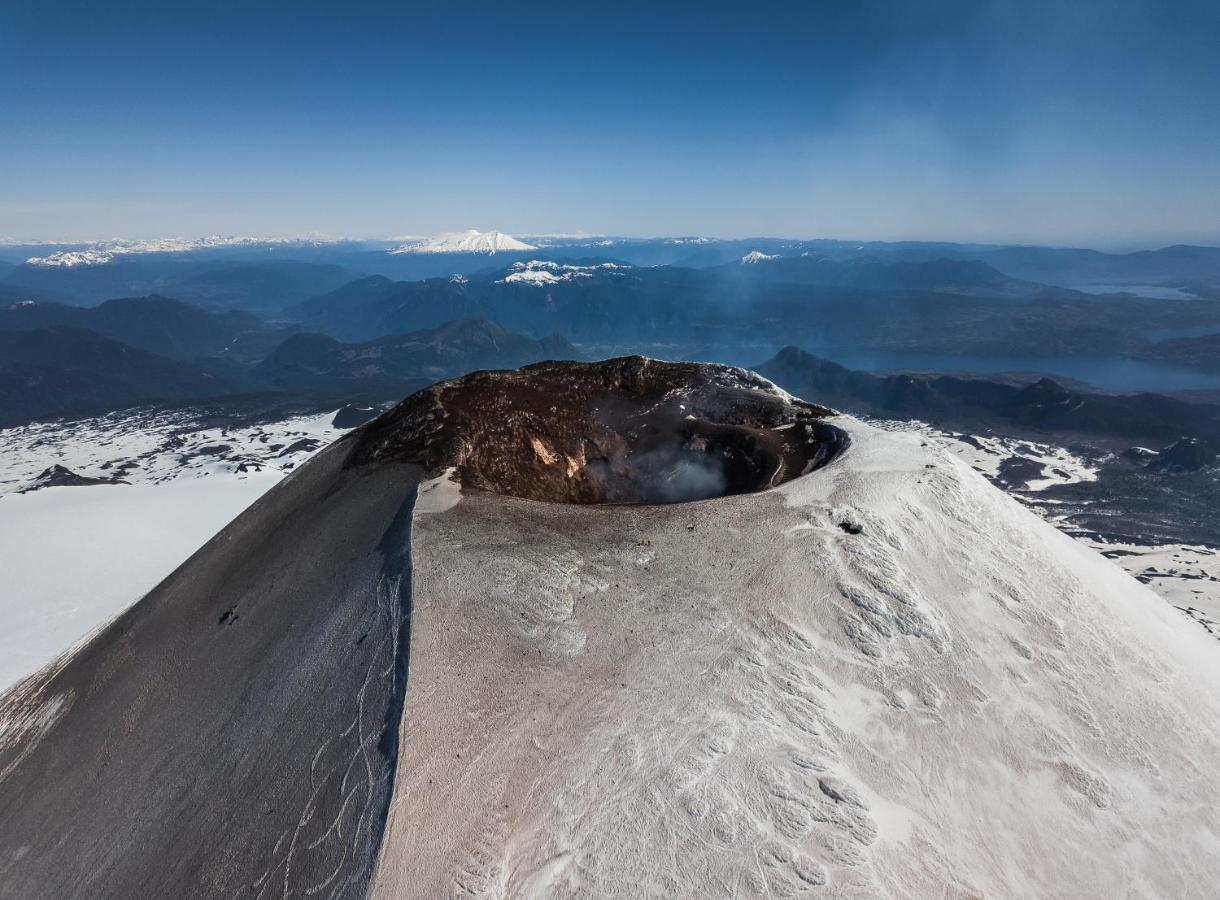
left=742, top=249, right=780, bottom=264
left=0, top=476, right=282, bottom=691
left=370, top=417, right=1220, bottom=898
left=24, top=249, right=117, bottom=268
left=495, top=259, right=630, bottom=286
left=0, top=407, right=349, bottom=691
left=387, top=229, right=536, bottom=255
left=0, top=406, right=346, bottom=496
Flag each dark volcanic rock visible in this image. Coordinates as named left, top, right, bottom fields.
left=1122, top=446, right=1158, bottom=463
left=1147, top=437, right=1217, bottom=473
left=0, top=437, right=423, bottom=898
left=18, top=464, right=127, bottom=493
left=351, top=356, right=850, bottom=504
left=994, top=456, right=1047, bottom=490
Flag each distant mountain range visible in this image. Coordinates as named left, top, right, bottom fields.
left=20, top=236, right=345, bottom=268
left=254, top=318, right=576, bottom=390
left=0, top=295, right=282, bottom=359
left=1, top=257, right=362, bottom=310
left=1136, top=333, right=1220, bottom=373
left=5, top=234, right=1220, bottom=302
left=3, top=235, right=1220, bottom=426
left=757, top=346, right=1220, bottom=446
left=0, top=297, right=577, bottom=425
left=0, top=327, right=231, bottom=425
left=289, top=256, right=1220, bottom=359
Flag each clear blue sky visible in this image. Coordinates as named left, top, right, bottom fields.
left=2, top=0, right=1218, bottom=246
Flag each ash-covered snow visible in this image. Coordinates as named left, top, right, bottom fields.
left=892, top=420, right=1220, bottom=648
left=371, top=415, right=1220, bottom=896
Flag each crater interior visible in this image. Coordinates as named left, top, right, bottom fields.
left=350, top=356, right=849, bottom=504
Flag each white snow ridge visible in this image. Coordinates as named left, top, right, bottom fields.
left=742, top=249, right=780, bottom=264
left=24, top=235, right=337, bottom=267
left=496, top=259, right=630, bottom=286
left=388, top=229, right=537, bottom=255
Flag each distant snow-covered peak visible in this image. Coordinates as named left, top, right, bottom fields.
left=28, top=250, right=116, bottom=268
left=495, top=259, right=631, bottom=286
left=665, top=236, right=717, bottom=245
left=387, top=229, right=537, bottom=255
left=24, top=235, right=340, bottom=268
left=741, top=250, right=780, bottom=265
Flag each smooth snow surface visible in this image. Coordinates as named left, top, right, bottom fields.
left=0, top=408, right=347, bottom=691
left=387, top=229, right=536, bottom=255
left=0, top=477, right=278, bottom=690
left=371, top=417, right=1220, bottom=897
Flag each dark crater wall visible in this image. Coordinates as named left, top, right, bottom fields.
left=349, top=356, right=850, bottom=504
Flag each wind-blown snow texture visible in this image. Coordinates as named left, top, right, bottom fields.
left=368, top=418, right=1220, bottom=897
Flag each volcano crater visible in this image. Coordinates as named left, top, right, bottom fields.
left=349, top=357, right=849, bottom=505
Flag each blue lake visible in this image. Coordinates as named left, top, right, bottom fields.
left=812, top=350, right=1220, bottom=394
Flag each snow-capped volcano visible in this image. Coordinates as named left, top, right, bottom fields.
left=387, top=229, right=536, bottom=255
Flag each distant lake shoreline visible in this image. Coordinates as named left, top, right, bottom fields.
left=665, top=344, right=1220, bottom=395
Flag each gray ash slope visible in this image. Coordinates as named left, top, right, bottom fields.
left=0, top=424, right=421, bottom=897
left=3, top=358, right=1220, bottom=899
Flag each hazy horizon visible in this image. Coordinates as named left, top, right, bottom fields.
left=2, top=229, right=1219, bottom=255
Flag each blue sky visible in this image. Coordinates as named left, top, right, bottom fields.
left=1, top=0, right=1218, bottom=246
